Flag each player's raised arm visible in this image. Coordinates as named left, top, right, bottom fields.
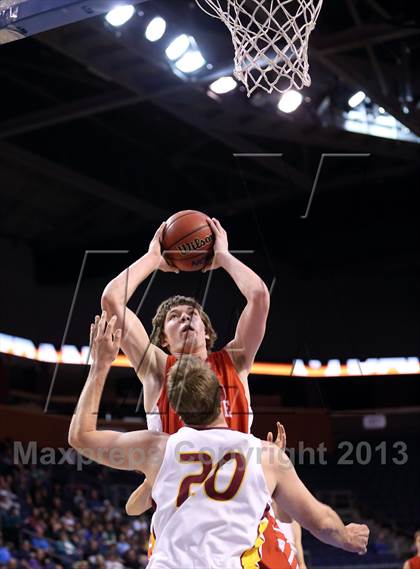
left=68, top=313, right=167, bottom=474
left=265, top=444, right=369, bottom=554
left=204, top=217, right=270, bottom=374
left=101, top=224, right=177, bottom=401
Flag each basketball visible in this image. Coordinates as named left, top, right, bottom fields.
left=162, top=210, right=214, bottom=271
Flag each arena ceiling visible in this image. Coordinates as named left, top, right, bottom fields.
left=0, top=0, right=420, bottom=277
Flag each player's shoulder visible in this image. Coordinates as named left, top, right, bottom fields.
left=211, top=346, right=239, bottom=370
left=208, top=348, right=226, bottom=360
left=145, top=430, right=169, bottom=458
left=139, top=344, right=169, bottom=380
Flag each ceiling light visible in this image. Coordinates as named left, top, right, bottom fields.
left=175, top=50, right=206, bottom=73
left=210, top=76, right=237, bottom=94
left=105, top=5, right=135, bottom=27
left=348, top=91, right=366, bottom=108
left=277, top=90, right=303, bottom=113
left=145, top=16, right=166, bottom=42
left=165, top=34, right=190, bottom=61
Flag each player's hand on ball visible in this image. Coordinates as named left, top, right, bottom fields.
left=203, top=217, right=228, bottom=272
left=267, top=422, right=286, bottom=451
left=159, top=253, right=180, bottom=273
left=148, top=222, right=179, bottom=273
left=148, top=222, right=165, bottom=260
left=344, top=523, right=369, bottom=555
left=90, top=311, right=122, bottom=366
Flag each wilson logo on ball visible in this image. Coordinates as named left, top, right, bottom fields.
left=177, top=234, right=214, bottom=256
left=162, top=210, right=214, bottom=272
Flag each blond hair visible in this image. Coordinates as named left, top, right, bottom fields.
left=167, top=356, right=221, bottom=426
left=150, top=295, right=217, bottom=351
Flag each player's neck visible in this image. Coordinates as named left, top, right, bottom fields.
left=172, top=346, right=208, bottom=361
left=188, top=414, right=228, bottom=430
left=205, top=414, right=228, bottom=428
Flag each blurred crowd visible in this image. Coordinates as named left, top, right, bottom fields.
left=0, top=437, right=418, bottom=569
left=0, top=441, right=150, bottom=569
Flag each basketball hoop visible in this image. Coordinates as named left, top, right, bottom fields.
left=195, top=0, right=323, bottom=97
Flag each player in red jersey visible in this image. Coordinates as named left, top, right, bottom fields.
left=102, top=218, right=294, bottom=569
left=403, top=531, right=420, bottom=569
left=102, top=217, right=268, bottom=436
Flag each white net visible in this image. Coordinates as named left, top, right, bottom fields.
left=195, top=0, right=323, bottom=97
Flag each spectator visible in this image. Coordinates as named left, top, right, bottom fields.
left=72, top=561, right=88, bottom=569
left=60, top=511, right=75, bottom=533
left=116, top=534, right=130, bottom=557
left=30, top=527, right=50, bottom=551
left=8, top=558, right=18, bottom=569
left=1, top=506, right=22, bottom=545
left=373, top=529, right=392, bottom=554
left=104, top=552, right=123, bottom=569
left=85, top=540, right=102, bottom=560
left=0, top=535, right=12, bottom=565
left=55, top=531, right=76, bottom=557
left=0, top=490, right=16, bottom=514
left=15, top=540, right=32, bottom=563
left=122, top=549, right=137, bottom=569
left=88, top=554, right=106, bottom=569
left=87, top=490, right=102, bottom=512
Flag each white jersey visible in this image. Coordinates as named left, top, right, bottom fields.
left=147, top=426, right=271, bottom=569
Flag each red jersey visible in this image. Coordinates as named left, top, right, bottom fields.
left=155, top=349, right=252, bottom=434
left=409, top=557, right=420, bottom=569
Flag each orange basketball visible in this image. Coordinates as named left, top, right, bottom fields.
left=162, top=210, right=214, bottom=272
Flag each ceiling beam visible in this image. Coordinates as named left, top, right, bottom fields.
left=38, top=19, right=313, bottom=194
left=312, top=51, right=420, bottom=139
left=0, top=85, right=192, bottom=139
left=314, top=23, right=420, bottom=56
left=0, top=90, right=143, bottom=139
left=345, top=0, right=388, bottom=96
left=214, top=114, right=419, bottom=162
left=0, top=142, right=169, bottom=221
left=35, top=11, right=420, bottom=205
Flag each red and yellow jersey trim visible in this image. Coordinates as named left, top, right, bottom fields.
left=147, top=527, right=156, bottom=559
left=240, top=507, right=270, bottom=569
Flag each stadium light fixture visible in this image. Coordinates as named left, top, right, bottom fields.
left=175, top=50, right=206, bottom=73
left=165, top=34, right=190, bottom=61
left=105, top=5, right=135, bottom=27
left=277, top=90, right=303, bottom=113
left=145, top=16, right=166, bottom=42
left=348, top=90, right=366, bottom=108
left=210, top=76, right=237, bottom=94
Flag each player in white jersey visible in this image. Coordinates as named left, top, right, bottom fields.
left=69, top=313, right=369, bottom=569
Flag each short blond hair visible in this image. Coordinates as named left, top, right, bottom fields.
left=150, top=295, right=217, bottom=352
left=167, top=356, right=221, bottom=426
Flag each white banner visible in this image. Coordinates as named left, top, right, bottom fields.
left=1, top=332, right=419, bottom=377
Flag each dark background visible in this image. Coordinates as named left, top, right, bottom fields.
left=1, top=0, right=420, bottom=413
